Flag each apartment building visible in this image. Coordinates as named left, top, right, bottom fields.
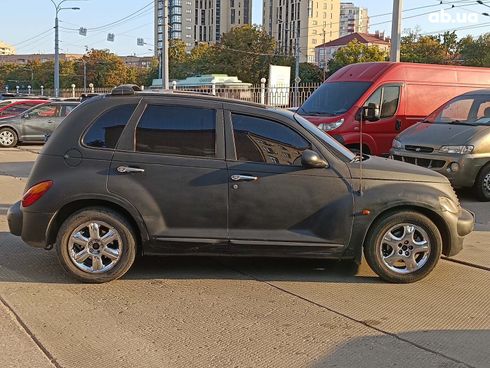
left=339, top=2, right=369, bottom=37
left=154, top=0, right=252, bottom=56
left=262, top=0, right=341, bottom=63
left=0, top=41, right=15, bottom=55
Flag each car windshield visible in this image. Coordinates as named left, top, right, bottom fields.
left=425, top=94, right=490, bottom=126
left=298, top=81, right=372, bottom=116
left=294, top=113, right=356, bottom=161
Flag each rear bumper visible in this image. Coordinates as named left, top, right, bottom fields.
left=7, top=201, right=53, bottom=248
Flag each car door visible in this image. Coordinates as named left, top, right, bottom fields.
left=361, top=84, right=403, bottom=156
left=107, top=98, right=229, bottom=253
left=21, top=104, right=59, bottom=141
left=225, top=107, right=354, bottom=250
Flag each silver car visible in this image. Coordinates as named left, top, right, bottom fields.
left=0, top=102, right=78, bottom=147
left=391, top=89, right=490, bottom=201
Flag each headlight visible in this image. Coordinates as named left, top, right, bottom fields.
left=318, top=119, right=344, bottom=132
left=392, top=139, right=402, bottom=149
left=439, top=197, right=460, bottom=214
left=439, top=145, right=474, bottom=154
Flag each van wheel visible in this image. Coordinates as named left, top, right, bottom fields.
left=474, top=164, right=490, bottom=202
left=364, top=211, right=442, bottom=283
left=56, top=207, right=137, bottom=283
left=0, top=128, right=18, bottom=148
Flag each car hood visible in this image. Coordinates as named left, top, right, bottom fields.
left=398, top=122, right=490, bottom=147
left=350, top=156, right=449, bottom=183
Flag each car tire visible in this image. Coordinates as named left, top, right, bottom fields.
left=0, top=127, right=18, bottom=148
left=474, top=164, right=490, bottom=202
left=364, top=211, right=442, bottom=283
left=56, top=207, right=137, bottom=283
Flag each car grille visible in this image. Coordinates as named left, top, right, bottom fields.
left=404, top=145, right=434, bottom=153
left=392, top=155, right=446, bottom=169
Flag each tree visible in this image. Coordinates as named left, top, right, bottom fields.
left=83, top=49, right=129, bottom=87
left=214, top=25, right=277, bottom=83
left=400, top=31, right=449, bottom=64
left=327, top=40, right=388, bottom=74
left=459, top=34, right=490, bottom=67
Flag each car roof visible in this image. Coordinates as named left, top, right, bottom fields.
left=106, top=90, right=266, bottom=109
left=460, top=89, right=490, bottom=96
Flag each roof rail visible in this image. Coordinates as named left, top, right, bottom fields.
left=111, top=84, right=142, bottom=96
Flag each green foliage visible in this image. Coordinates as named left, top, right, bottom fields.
left=458, top=34, right=490, bottom=67
left=327, top=40, right=388, bottom=74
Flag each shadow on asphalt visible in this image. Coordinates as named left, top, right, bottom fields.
left=310, top=330, right=490, bottom=368
left=0, top=161, right=34, bottom=179
left=0, top=232, right=380, bottom=284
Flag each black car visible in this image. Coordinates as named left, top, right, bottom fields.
left=7, top=86, right=474, bottom=283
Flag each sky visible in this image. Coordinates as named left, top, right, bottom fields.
left=0, top=0, right=489, bottom=56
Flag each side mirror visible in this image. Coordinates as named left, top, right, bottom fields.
left=362, top=103, right=380, bottom=121
left=301, top=149, right=328, bottom=169
left=23, top=113, right=30, bottom=119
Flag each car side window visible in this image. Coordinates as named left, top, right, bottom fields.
left=364, top=86, right=400, bottom=119
left=135, top=105, right=216, bottom=158
left=84, top=104, right=137, bottom=149
left=232, top=113, right=311, bottom=166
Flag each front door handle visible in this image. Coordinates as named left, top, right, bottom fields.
left=117, top=166, right=145, bottom=174
left=231, top=174, right=258, bottom=182
left=395, top=119, right=402, bottom=131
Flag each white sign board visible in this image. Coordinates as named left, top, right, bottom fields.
left=268, top=65, right=291, bottom=107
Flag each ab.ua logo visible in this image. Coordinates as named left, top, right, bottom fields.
left=428, top=9, right=479, bottom=24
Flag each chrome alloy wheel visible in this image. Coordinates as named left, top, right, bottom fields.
left=379, top=223, right=431, bottom=274
left=483, top=172, right=490, bottom=195
left=0, top=130, right=15, bottom=146
left=68, top=221, right=122, bottom=273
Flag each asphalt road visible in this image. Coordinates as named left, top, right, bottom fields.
left=0, top=145, right=489, bottom=368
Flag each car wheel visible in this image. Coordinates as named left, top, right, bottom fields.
left=56, top=207, right=137, bottom=283
left=364, top=211, right=442, bottom=283
left=475, top=164, right=490, bottom=202
left=0, top=128, right=18, bottom=148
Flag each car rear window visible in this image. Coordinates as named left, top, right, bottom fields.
left=84, top=104, right=137, bottom=149
left=135, top=105, right=216, bottom=158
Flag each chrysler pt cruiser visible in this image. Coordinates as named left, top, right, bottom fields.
left=7, top=86, right=474, bottom=283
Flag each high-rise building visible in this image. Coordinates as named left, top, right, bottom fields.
left=262, top=0, right=341, bottom=63
left=0, top=41, right=15, bottom=55
left=154, top=0, right=252, bottom=56
left=339, top=2, right=369, bottom=37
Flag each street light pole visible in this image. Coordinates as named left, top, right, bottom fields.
left=50, top=0, right=80, bottom=98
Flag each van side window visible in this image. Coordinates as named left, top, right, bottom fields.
left=84, top=104, right=137, bottom=149
left=364, top=86, right=401, bottom=119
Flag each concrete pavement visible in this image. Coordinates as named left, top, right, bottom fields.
left=0, top=145, right=488, bottom=368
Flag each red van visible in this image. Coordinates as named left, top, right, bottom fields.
left=298, top=62, right=490, bottom=156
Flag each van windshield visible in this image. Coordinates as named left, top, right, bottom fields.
left=298, top=81, right=372, bottom=117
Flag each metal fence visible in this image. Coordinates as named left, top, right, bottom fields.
left=8, top=83, right=322, bottom=108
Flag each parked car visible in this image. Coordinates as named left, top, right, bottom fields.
left=298, top=62, right=490, bottom=156
left=0, top=99, right=48, bottom=120
left=0, top=101, right=78, bottom=147
left=391, top=89, right=490, bottom=201
left=7, top=86, right=474, bottom=284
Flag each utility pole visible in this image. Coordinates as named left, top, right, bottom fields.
left=50, top=1, right=80, bottom=98
left=161, top=0, right=169, bottom=90
left=294, top=24, right=301, bottom=107
left=390, top=0, right=403, bottom=62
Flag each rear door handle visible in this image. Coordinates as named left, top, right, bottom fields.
left=231, top=174, right=258, bottom=182
left=117, top=166, right=145, bottom=174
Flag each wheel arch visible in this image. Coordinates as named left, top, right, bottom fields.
left=361, top=204, right=451, bottom=257
left=46, top=198, right=149, bottom=255
left=0, top=124, right=20, bottom=139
